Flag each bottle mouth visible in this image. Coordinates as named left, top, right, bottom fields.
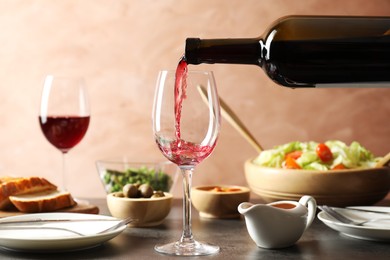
left=185, top=38, right=201, bottom=64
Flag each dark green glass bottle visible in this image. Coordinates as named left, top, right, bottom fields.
left=185, top=16, right=390, bottom=88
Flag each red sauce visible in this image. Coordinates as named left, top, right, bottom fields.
left=200, top=186, right=242, bottom=192
left=271, top=203, right=296, bottom=209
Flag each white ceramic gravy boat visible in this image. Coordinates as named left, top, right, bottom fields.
left=238, top=195, right=316, bottom=249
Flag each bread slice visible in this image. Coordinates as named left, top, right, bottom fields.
left=9, top=190, right=77, bottom=213
left=0, top=176, right=57, bottom=210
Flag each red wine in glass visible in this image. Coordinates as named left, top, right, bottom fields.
left=157, top=139, right=216, bottom=166
left=39, top=75, right=90, bottom=192
left=39, top=115, right=90, bottom=153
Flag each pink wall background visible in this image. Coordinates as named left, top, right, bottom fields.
left=0, top=0, right=389, bottom=198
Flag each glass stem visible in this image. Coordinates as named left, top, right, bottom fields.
left=62, top=152, right=67, bottom=191
left=180, top=166, right=195, bottom=244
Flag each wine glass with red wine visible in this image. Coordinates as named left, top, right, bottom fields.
left=152, top=67, right=221, bottom=256
left=39, top=75, right=90, bottom=191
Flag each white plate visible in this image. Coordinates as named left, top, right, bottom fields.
left=318, top=208, right=390, bottom=242
left=347, top=206, right=390, bottom=214
left=0, top=213, right=127, bottom=252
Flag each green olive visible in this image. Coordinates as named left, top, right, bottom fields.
left=114, top=192, right=125, bottom=197
left=123, top=184, right=139, bottom=198
left=138, top=184, right=153, bottom=198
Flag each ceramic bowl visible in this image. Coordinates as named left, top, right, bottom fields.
left=191, top=185, right=250, bottom=219
left=96, top=157, right=179, bottom=194
left=245, top=159, right=390, bottom=207
left=107, top=192, right=173, bottom=227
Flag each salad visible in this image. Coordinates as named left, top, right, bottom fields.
left=102, top=166, right=173, bottom=193
left=253, top=140, right=381, bottom=170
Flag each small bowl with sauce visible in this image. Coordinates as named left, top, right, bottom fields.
left=191, top=185, right=250, bottom=219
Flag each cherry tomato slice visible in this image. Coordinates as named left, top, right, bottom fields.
left=316, top=143, right=333, bottom=162
left=285, top=151, right=303, bottom=160
left=284, top=156, right=301, bottom=169
left=332, top=163, right=346, bottom=170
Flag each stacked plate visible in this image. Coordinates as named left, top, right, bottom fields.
left=0, top=213, right=127, bottom=252
left=318, top=206, right=390, bottom=241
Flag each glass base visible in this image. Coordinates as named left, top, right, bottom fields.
left=155, top=240, right=219, bottom=256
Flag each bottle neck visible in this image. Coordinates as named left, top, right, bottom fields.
left=185, top=38, right=263, bottom=65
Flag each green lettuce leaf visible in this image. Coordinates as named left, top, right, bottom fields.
left=253, top=140, right=381, bottom=170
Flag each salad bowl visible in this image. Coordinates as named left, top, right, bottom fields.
left=245, top=141, right=390, bottom=207
left=245, top=162, right=389, bottom=206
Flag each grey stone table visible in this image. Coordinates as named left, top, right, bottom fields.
left=1, top=197, right=390, bottom=260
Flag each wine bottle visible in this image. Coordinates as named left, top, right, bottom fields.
left=185, top=16, right=390, bottom=88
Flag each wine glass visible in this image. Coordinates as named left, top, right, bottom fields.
left=152, top=69, right=221, bottom=256
left=39, top=75, right=90, bottom=191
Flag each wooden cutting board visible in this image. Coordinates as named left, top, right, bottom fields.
left=0, top=200, right=99, bottom=218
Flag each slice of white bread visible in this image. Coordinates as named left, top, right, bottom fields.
left=0, top=176, right=57, bottom=210
left=9, top=190, right=77, bottom=213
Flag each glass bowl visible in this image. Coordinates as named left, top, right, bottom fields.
left=96, top=157, right=179, bottom=194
